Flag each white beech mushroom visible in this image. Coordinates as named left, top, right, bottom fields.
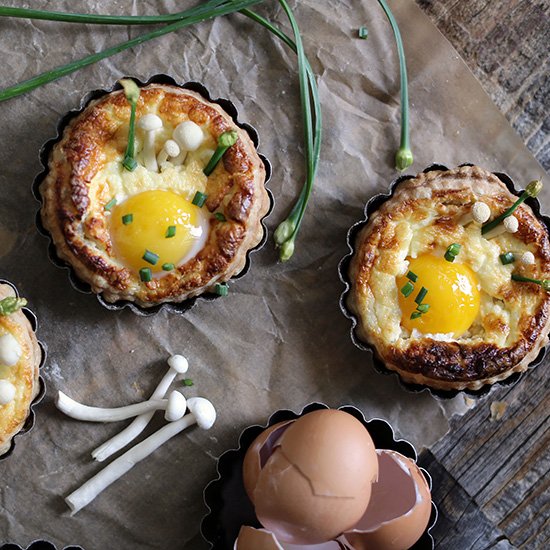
left=171, top=120, right=204, bottom=165
left=0, top=380, right=16, bottom=405
left=484, top=215, right=519, bottom=240
left=0, top=333, right=22, bottom=367
left=137, top=114, right=163, bottom=172
left=56, top=390, right=187, bottom=423
left=518, top=251, right=535, bottom=265
left=156, top=139, right=181, bottom=166
left=92, top=354, right=189, bottom=462
left=65, top=396, right=216, bottom=515
left=459, top=201, right=491, bottom=226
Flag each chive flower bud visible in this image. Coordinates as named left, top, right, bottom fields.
left=0, top=297, right=27, bottom=316
left=525, top=179, right=543, bottom=198
left=395, top=146, right=413, bottom=172
left=203, top=130, right=238, bottom=176
left=274, top=219, right=296, bottom=246
left=279, top=239, right=295, bottom=262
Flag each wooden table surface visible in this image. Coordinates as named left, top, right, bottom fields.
left=415, top=1, right=549, bottom=549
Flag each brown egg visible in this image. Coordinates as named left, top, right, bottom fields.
left=242, top=409, right=378, bottom=545
left=242, top=420, right=295, bottom=502
left=343, top=450, right=432, bottom=550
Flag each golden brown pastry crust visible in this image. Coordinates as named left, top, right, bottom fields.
left=0, top=284, right=41, bottom=456
left=348, top=165, right=550, bottom=390
left=40, top=84, right=269, bottom=307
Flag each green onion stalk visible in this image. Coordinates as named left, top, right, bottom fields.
left=376, top=0, right=412, bottom=171
left=243, top=4, right=322, bottom=262
left=511, top=273, right=550, bottom=292
left=0, top=0, right=265, bottom=102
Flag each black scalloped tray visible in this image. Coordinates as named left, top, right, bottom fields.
left=0, top=542, right=82, bottom=550
left=32, top=74, right=273, bottom=317
left=338, top=163, right=549, bottom=399
left=201, top=402, right=437, bottom=549
left=0, top=279, right=46, bottom=461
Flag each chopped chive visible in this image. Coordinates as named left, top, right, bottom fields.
left=410, top=311, right=422, bottom=320
left=162, top=263, right=175, bottom=271
left=415, top=287, right=428, bottom=305
left=214, top=282, right=229, bottom=296
left=139, top=268, right=152, bottom=282
left=203, top=130, right=238, bottom=176
left=104, top=198, right=117, bottom=211
left=500, top=252, right=515, bottom=265
left=401, top=281, right=414, bottom=297
left=445, top=243, right=461, bottom=262
left=511, top=273, right=550, bottom=291
left=182, top=378, right=194, bottom=387
left=214, top=212, right=226, bottom=222
left=358, top=26, right=368, bottom=39
left=192, top=191, right=207, bottom=208
left=417, top=303, right=430, bottom=313
left=165, top=225, right=176, bottom=238
left=406, top=271, right=418, bottom=283
left=142, top=250, right=159, bottom=265
left=122, top=213, right=133, bottom=225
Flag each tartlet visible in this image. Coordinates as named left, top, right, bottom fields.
left=0, top=281, right=44, bottom=457
left=344, top=165, right=550, bottom=392
left=38, top=78, right=270, bottom=309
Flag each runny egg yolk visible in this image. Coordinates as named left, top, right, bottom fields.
left=110, top=190, right=207, bottom=273
left=397, top=255, right=480, bottom=337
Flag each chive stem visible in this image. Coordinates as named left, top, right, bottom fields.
left=376, top=0, right=412, bottom=171
left=0, top=0, right=265, bottom=102
left=511, top=273, right=550, bottom=291
left=203, top=130, right=238, bottom=176
left=120, top=79, right=140, bottom=171
left=192, top=191, right=207, bottom=208
left=482, top=180, right=543, bottom=235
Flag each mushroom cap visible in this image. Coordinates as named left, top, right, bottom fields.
left=187, top=397, right=216, bottom=429
left=137, top=113, right=163, bottom=132
left=165, top=391, right=188, bottom=422
left=173, top=121, right=204, bottom=151
left=0, top=332, right=22, bottom=367
left=504, top=215, right=519, bottom=232
left=0, top=380, right=16, bottom=405
left=520, top=251, right=535, bottom=265
left=472, top=201, right=491, bottom=223
left=163, top=139, right=181, bottom=157
left=168, top=354, right=189, bottom=374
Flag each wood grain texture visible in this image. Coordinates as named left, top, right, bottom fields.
left=415, top=0, right=550, bottom=171
left=416, top=2, right=550, bottom=548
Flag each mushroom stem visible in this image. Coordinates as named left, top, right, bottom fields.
left=484, top=215, right=518, bottom=240
left=92, top=355, right=189, bottom=462
left=137, top=114, right=163, bottom=172
left=156, top=139, right=180, bottom=166
left=65, top=396, right=216, bottom=515
left=458, top=201, right=491, bottom=226
left=56, top=390, right=185, bottom=423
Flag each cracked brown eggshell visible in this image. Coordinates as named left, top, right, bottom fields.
left=243, top=409, right=378, bottom=545
left=344, top=450, right=431, bottom=550
left=234, top=525, right=345, bottom=550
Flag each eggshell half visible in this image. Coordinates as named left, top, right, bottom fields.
left=234, top=525, right=345, bottom=550
left=248, top=409, right=378, bottom=545
left=344, top=450, right=431, bottom=550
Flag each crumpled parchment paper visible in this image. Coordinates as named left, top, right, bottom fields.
left=0, top=0, right=546, bottom=548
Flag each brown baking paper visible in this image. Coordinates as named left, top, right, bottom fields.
left=0, top=1, right=546, bottom=548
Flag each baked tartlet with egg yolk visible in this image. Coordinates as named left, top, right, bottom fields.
left=40, top=83, right=269, bottom=307
left=0, top=284, right=41, bottom=456
left=348, top=165, right=550, bottom=391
